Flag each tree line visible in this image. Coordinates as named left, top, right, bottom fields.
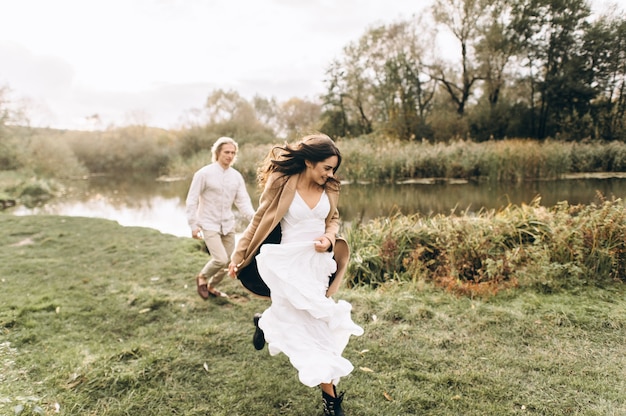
left=319, top=0, right=626, bottom=142
left=1, top=0, right=625, bottom=148
left=173, top=0, right=626, bottom=144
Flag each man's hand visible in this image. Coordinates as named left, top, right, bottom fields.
left=228, top=262, right=238, bottom=278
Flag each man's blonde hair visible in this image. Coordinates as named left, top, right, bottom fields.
left=211, top=137, right=239, bottom=164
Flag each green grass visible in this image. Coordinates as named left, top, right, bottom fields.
left=1, top=215, right=625, bottom=415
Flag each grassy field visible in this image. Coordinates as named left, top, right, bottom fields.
left=1, top=214, right=625, bottom=415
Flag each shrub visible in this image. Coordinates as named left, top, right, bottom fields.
left=346, top=197, right=626, bottom=297
left=0, top=135, right=26, bottom=171
left=10, top=178, right=60, bottom=207
left=26, top=133, right=87, bottom=178
left=68, top=127, right=175, bottom=174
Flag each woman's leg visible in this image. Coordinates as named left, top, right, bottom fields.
left=321, top=382, right=345, bottom=415
left=321, top=383, right=335, bottom=397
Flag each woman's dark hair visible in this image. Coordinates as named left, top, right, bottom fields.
left=258, top=133, right=342, bottom=190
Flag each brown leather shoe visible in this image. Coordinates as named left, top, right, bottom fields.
left=196, top=274, right=209, bottom=300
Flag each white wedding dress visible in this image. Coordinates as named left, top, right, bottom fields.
left=255, top=190, right=364, bottom=387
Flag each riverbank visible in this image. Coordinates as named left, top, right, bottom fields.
left=1, top=215, right=624, bottom=415
left=4, top=136, right=626, bottom=218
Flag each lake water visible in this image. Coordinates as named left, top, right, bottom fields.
left=12, top=174, right=626, bottom=237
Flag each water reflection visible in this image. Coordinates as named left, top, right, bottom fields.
left=12, top=176, right=626, bottom=237
left=340, top=178, right=626, bottom=222
left=14, top=195, right=191, bottom=237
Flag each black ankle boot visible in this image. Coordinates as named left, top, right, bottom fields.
left=322, top=386, right=345, bottom=416
left=252, top=313, right=265, bottom=350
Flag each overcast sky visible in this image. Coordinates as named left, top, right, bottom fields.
left=1, top=0, right=623, bottom=131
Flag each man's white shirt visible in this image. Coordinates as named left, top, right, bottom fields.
left=185, top=162, right=254, bottom=234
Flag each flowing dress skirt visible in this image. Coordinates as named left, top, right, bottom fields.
left=256, top=240, right=364, bottom=387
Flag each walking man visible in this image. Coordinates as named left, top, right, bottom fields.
left=186, top=136, right=255, bottom=299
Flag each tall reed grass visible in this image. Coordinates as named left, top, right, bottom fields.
left=346, top=196, right=626, bottom=297
left=336, top=137, right=582, bottom=184
left=5, top=124, right=626, bottom=185
left=171, top=137, right=612, bottom=185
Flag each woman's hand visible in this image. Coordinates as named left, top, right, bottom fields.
left=228, top=262, right=239, bottom=278
left=314, top=236, right=331, bottom=252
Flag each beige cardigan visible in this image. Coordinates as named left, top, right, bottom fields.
left=231, top=172, right=349, bottom=297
